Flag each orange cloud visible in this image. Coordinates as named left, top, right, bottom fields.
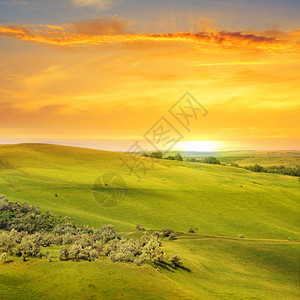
left=0, top=22, right=299, bottom=55
left=68, top=17, right=131, bottom=35
left=0, top=26, right=28, bottom=36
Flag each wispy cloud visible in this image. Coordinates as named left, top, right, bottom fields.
left=71, top=0, right=119, bottom=11
left=68, top=17, right=131, bottom=34
left=0, top=21, right=299, bottom=55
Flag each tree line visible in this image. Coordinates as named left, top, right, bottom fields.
left=0, top=195, right=183, bottom=268
left=141, top=152, right=299, bottom=177
left=243, top=164, right=300, bottom=177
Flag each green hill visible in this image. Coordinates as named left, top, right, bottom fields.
left=0, top=143, right=299, bottom=299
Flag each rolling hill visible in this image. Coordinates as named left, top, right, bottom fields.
left=0, top=143, right=299, bottom=299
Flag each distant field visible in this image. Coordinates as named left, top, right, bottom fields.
left=0, top=144, right=299, bottom=299
left=179, top=150, right=300, bottom=167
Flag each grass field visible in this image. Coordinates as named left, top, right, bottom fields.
left=180, top=150, right=300, bottom=167
left=0, top=143, right=299, bottom=299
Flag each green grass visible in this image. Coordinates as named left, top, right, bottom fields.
left=0, top=143, right=299, bottom=299
left=0, top=254, right=194, bottom=300
left=179, top=150, right=300, bottom=167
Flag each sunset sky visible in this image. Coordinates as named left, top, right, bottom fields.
left=0, top=0, right=299, bottom=151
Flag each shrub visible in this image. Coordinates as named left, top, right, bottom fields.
left=110, top=239, right=140, bottom=263
left=142, top=236, right=164, bottom=262
left=150, top=151, right=163, bottom=159
left=168, top=233, right=176, bottom=240
left=59, top=245, right=69, bottom=261
left=103, top=238, right=120, bottom=256
left=134, top=253, right=147, bottom=266
left=0, top=252, right=8, bottom=264
left=170, top=253, right=183, bottom=268
left=101, top=225, right=118, bottom=243
left=165, top=156, right=175, bottom=160
left=174, top=153, right=183, bottom=161
left=18, top=234, right=41, bottom=258
left=161, top=228, right=174, bottom=238
left=89, top=249, right=99, bottom=261
left=230, top=163, right=240, bottom=167
left=203, top=157, right=220, bottom=165
left=69, top=242, right=82, bottom=261
left=188, top=226, right=198, bottom=233
left=136, top=224, right=145, bottom=231
left=0, top=232, right=16, bottom=255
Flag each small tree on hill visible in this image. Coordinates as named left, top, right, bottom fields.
left=170, top=253, right=183, bottom=268
left=174, top=153, right=183, bottom=161
left=150, top=151, right=163, bottom=159
left=188, top=226, right=198, bottom=233
left=59, top=245, right=69, bottom=261
left=0, top=252, right=8, bottom=264
left=203, top=157, right=220, bottom=165
left=161, top=228, right=174, bottom=238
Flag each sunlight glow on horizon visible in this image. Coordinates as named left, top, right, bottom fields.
left=0, top=2, right=299, bottom=150
left=177, top=141, right=223, bottom=152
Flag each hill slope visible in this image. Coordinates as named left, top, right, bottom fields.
left=0, top=143, right=299, bottom=299
left=0, top=143, right=299, bottom=239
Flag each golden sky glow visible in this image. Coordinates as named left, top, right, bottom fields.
left=0, top=2, right=299, bottom=151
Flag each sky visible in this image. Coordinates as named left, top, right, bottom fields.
left=0, top=0, right=299, bottom=151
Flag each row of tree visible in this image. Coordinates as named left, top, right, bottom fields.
left=243, top=164, right=300, bottom=177
left=143, top=152, right=223, bottom=165
left=141, top=152, right=299, bottom=178
left=142, top=151, right=184, bottom=161
left=0, top=196, right=183, bottom=268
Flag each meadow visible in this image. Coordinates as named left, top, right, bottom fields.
left=0, top=143, right=299, bottom=299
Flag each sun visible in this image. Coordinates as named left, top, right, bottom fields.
left=177, top=141, right=221, bottom=152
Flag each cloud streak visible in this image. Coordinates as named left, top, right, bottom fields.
left=71, top=0, right=118, bottom=11
left=68, top=17, right=131, bottom=34
left=0, top=21, right=299, bottom=55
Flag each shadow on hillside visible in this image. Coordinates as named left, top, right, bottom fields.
left=3, top=259, right=14, bottom=264
left=154, top=261, right=191, bottom=273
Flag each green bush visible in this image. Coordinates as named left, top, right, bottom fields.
left=161, top=228, right=174, bottom=238
left=170, top=253, right=183, bottom=268
left=59, top=245, right=69, bottom=261
left=203, top=157, right=220, bottom=165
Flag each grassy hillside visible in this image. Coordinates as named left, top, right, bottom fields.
left=0, top=143, right=299, bottom=299
left=1, top=236, right=298, bottom=300
left=0, top=143, right=299, bottom=239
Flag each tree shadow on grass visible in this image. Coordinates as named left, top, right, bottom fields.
left=3, top=259, right=14, bottom=264
left=154, top=261, right=191, bottom=273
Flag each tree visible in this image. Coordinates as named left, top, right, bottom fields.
left=165, top=156, right=175, bottom=160
left=18, top=234, right=41, bottom=258
left=142, top=236, right=164, bottom=262
left=161, top=228, right=174, bottom=238
left=89, top=249, right=99, bottom=261
left=59, top=245, right=69, bottom=261
left=101, top=225, right=118, bottom=243
left=136, top=224, right=145, bottom=231
left=174, top=153, right=183, bottom=161
left=0, top=232, right=16, bottom=255
left=150, top=151, right=163, bottom=159
left=203, top=157, right=220, bottom=165
left=110, top=239, right=140, bottom=263
left=170, top=253, right=183, bottom=268
left=0, top=252, right=8, bottom=264
left=168, top=232, right=176, bottom=240
left=69, top=242, right=82, bottom=261
left=188, top=226, right=198, bottom=233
